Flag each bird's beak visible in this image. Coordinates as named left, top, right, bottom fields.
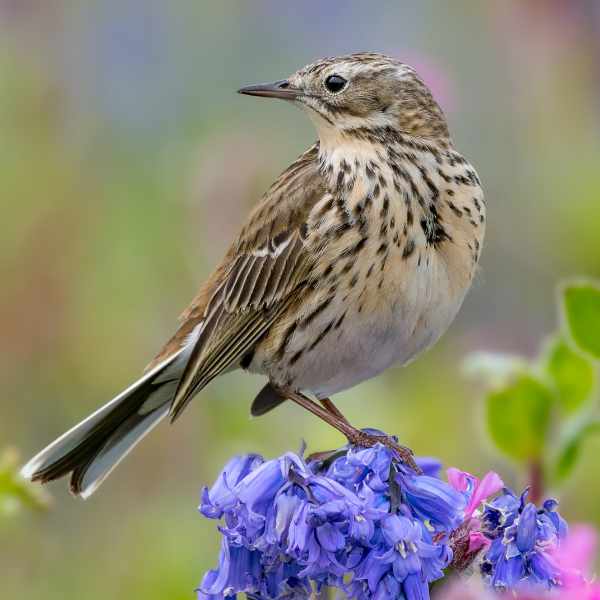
left=237, top=80, right=301, bottom=100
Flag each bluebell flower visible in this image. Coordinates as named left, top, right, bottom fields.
left=480, top=486, right=521, bottom=537
left=480, top=488, right=567, bottom=592
left=396, top=468, right=466, bottom=534
left=197, top=438, right=465, bottom=599
left=200, top=454, right=263, bottom=519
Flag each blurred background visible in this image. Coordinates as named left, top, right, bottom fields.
left=2, top=1, right=600, bottom=598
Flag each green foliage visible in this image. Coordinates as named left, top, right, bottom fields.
left=0, top=447, right=50, bottom=518
left=545, top=336, right=595, bottom=414
left=485, top=375, right=553, bottom=461
left=563, top=282, right=600, bottom=359
left=554, top=419, right=600, bottom=483
left=467, top=279, right=600, bottom=487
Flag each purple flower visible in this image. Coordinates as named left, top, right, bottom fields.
left=480, top=489, right=567, bottom=592
left=200, top=454, right=263, bottom=519
left=196, top=441, right=572, bottom=599
left=197, top=440, right=463, bottom=599
left=397, top=468, right=466, bottom=533
left=481, top=487, right=522, bottom=536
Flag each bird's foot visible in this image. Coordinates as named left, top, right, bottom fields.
left=275, top=387, right=421, bottom=474
left=346, top=429, right=422, bottom=474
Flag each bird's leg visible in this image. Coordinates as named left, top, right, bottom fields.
left=277, top=387, right=421, bottom=473
left=318, top=397, right=350, bottom=425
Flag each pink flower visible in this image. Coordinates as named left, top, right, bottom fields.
left=507, top=525, right=600, bottom=600
left=446, top=468, right=504, bottom=517
left=554, top=525, right=600, bottom=600
left=468, top=530, right=490, bottom=554
left=558, top=524, right=597, bottom=582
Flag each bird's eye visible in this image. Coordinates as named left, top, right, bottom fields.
left=324, top=74, right=347, bottom=94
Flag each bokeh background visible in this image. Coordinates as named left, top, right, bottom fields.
left=3, top=1, right=600, bottom=598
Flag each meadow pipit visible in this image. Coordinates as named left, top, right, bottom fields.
left=22, top=53, right=485, bottom=497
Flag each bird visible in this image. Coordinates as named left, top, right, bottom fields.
left=21, top=52, right=485, bottom=499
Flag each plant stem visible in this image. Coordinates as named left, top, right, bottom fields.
left=528, top=460, right=544, bottom=505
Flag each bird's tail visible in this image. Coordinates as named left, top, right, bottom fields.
left=21, top=351, right=184, bottom=499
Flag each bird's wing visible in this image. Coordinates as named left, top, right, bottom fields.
left=148, top=142, right=328, bottom=421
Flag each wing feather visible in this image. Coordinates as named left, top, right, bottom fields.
left=161, top=143, right=327, bottom=420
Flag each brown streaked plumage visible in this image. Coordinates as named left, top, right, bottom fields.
left=22, top=52, right=485, bottom=497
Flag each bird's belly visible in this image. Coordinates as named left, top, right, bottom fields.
left=261, top=246, right=471, bottom=398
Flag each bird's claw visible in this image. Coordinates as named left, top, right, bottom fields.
left=346, top=430, right=422, bottom=474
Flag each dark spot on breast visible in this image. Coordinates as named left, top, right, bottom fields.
left=333, top=221, right=352, bottom=239
left=447, top=201, right=463, bottom=218
left=334, top=311, right=347, bottom=329
left=345, top=175, right=356, bottom=193
left=419, top=166, right=440, bottom=203
left=420, top=214, right=451, bottom=246
left=454, top=174, right=472, bottom=186
left=380, top=252, right=388, bottom=272
left=301, top=296, right=334, bottom=328
left=437, top=168, right=452, bottom=183
left=380, top=195, right=390, bottom=218
left=402, top=239, right=416, bottom=259
left=368, top=160, right=379, bottom=173
left=308, top=321, right=335, bottom=352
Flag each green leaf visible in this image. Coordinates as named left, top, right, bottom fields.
left=554, top=419, right=600, bottom=483
left=0, top=447, right=50, bottom=518
left=563, top=282, right=600, bottom=359
left=485, top=374, right=554, bottom=462
left=545, top=336, right=595, bottom=413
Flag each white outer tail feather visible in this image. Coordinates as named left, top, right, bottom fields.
left=20, top=348, right=187, bottom=498
left=78, top=402, right=169, bottom=499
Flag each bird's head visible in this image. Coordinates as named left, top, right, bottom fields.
left=239, top=52, right=449, bottom=144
